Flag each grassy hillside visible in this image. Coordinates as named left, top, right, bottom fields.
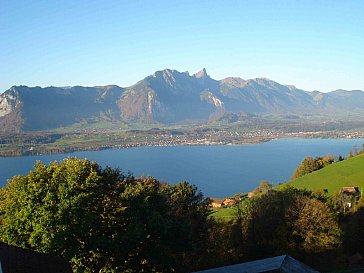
left=283, top=153, right=364, bottom=195
left=209, top=208, right=237, bottom=220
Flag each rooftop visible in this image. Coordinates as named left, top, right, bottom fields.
left=192, top=255, right=320, bottom=273
left=0, top=242, right=72, bottom=273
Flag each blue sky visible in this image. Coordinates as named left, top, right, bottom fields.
left=1, top=0, right=363, bottom=92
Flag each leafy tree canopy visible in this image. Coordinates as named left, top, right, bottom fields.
left=0, top=158, right=210, bottom=273
left=292, top=155, right=336, bottom=179
left=238, top=187, right=341, bottom=259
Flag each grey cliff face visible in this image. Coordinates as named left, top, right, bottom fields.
left=0, top=87, right=21, bottom=117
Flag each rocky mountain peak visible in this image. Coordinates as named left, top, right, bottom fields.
left=194, top=68, right=208, bottom=79
left=248, top=78, right=284, bottom=90
left=221, top=77, right=247, bottom=88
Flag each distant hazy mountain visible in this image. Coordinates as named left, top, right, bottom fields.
left=1, top=68, right=364, bottom=132
left=118, top=68, right=221, bottom=123
left=0, top=85, right=123, bottom=132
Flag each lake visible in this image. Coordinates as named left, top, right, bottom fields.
left=0, top=138, right=363, bottom=197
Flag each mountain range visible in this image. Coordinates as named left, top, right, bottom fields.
left=1, top=68, right=364, bottom=132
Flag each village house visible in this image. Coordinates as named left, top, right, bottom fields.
left=340, top=187, right=360, bottom=208
left=341, top=186, right=359, bottom=195
left=209, top=198, right=224, bottom=208
left=222, top=198, right=238, bottom=207
left=210, top=197, right=239, bottom=208
left=248, top=191, right=255, bottom=198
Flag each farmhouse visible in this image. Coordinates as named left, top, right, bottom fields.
left=248, top=191, right=255, bottom=198
left=222, top=198, right=238, bottom=207
left=339, top=186, right=361, bottom=210
left=210, top=198, right=224, bottom=208
left=340, top=186, right=359, bottom=195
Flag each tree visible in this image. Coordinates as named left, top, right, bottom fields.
left=249, top=180, right=273, bottom=197
left=0, top=158, right=123, bottom=272
left=292, top=157, right=317, bottom=179
left=353, top=145, right=359, bottom=155
left=344, top=207, right=364, bottom=255
left=284, top=195, right=341, bottom=253
left=197, top=220, right=244, bottom=270
left=258, top=180, right=272, bottom=193
left=237, top=188, right=341, bottom=260
left=292, top=156, right=335, bottom=179
left=0, top=158, right=210, bottom=273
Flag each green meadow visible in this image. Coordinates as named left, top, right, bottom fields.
left=282, top=153, right=364, bottom=195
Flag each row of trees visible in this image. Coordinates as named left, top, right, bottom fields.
left=1, top=158, right=364, bottom=272
left=291, top=155, right=338, bottom=179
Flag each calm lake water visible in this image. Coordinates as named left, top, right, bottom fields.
left=0, top=138, right=363, bottom=197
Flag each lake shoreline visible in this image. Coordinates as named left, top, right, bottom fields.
left=1, top=138, right=363, bottom=197
left=2, top=133, right=364, bottom=158
left=0, top=138, right=273, bottom=158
